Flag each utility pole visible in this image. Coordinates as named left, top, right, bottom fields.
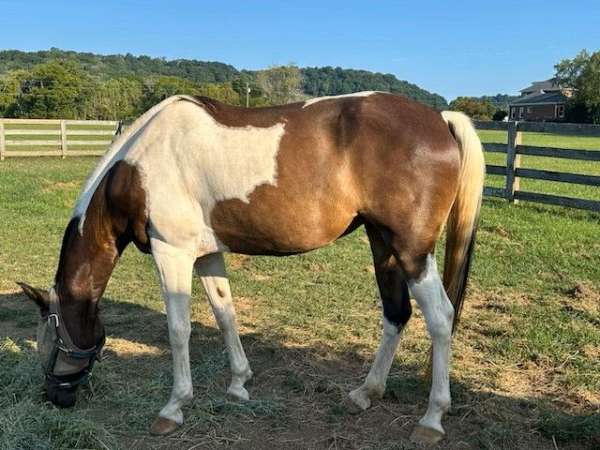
left=246, top=82, right=251, bottom=108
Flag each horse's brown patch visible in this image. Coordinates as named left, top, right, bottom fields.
left=194, top=95, right=302, bottom=128
left=208, top=93, right=460, bottom=279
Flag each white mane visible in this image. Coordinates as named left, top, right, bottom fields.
left=73, top=95, right=203, bottom=233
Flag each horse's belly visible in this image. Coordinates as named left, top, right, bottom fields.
left=209, top=188, right=357, bottom=255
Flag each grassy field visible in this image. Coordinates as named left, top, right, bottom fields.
left=0, top=131, right=599, bottom=450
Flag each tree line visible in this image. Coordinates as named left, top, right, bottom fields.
left=0, top=49, right=448, bottom=120
left=0, top=60, right=290, bottom=120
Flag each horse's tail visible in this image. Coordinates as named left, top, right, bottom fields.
left=440, top=111, right=485, bottom=332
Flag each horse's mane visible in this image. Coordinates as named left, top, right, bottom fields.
left=73, top=95, right=203, bottom=233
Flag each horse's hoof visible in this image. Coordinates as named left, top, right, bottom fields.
left=343, top=395, right=366, bottom=414
left=409, top=424, right=444, bottom=446
left=347, top=387, right=371, bottom=412
left=149, top=416, right=179, bottom=436
left=227, top=385, right=250, bottom=401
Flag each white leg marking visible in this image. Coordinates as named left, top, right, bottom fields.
left=152, top=239, right=195, bottom=424
left=349, top=317, right=402, bottom=410
left=408, top=255, right=454, bottom=435
left=195, top=253, right=252, bottom=401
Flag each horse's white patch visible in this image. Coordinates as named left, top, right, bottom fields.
left=302, top=91, right=379, bottom=108
left=73, top=95, right=201, bottom=233
left=124, top=99, right=286, bottom=256
left=408, top=254, right=453, bottom=434
left=349, top=316, right=402, bottom=410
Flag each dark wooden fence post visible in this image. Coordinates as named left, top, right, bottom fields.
left=505, top=121, right=522, bottom=203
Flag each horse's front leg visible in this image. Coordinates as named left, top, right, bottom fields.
left=149, top=239, right=195, bottom=436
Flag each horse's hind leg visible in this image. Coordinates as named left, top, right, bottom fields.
left=195, top=253, right=253, bottom=401
left=348, top=223, right=412, bottom=410
left=406, top=253, right=453, bottom=445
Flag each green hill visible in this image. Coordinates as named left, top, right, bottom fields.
left=1, top=48, right=446, bottom=104
left=0, top=48, right=239, bottom=83
left=301, top=66, right=447, bottom=109
left=0, top=48, right=448, bottom=119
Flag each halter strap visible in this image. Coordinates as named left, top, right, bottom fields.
left=45, top=289, right=105, bottom=388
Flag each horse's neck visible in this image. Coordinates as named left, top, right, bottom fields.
left=57, top=160, right=146, bottom=347
left=55, top=210, right=120, bottom=348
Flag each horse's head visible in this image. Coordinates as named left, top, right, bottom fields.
left=18, top=282, right=105, bottom=408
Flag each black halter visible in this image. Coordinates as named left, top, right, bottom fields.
left=45, top=293, right=105, bottom=389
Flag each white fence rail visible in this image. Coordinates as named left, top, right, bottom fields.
left=0, top=119, right=120, bottom=160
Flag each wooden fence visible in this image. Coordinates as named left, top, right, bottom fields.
left=0, top=118, right=120, bottom=160
left=474, top=120, right=600, bottom=212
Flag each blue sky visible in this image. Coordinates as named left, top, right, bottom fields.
left=0, top=0, right=598, bottom=101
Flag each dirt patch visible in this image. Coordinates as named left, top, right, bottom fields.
left=41, top=180, right=80, bottom=193
left=581, top=344, right=600, bottom=360
left=106, top=338, right=164, bottom=357
left=563, top=281, right=600, bottom=311
left=226, top=254, right=251, bottom=270
left=250, top=273, right=271, bottom=281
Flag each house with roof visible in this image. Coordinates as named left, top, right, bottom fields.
left=509, top=79, right=574, bottom=122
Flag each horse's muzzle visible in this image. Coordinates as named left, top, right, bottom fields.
left=46, top=381, right=79, bottom=408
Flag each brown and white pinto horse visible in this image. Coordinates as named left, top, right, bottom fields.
left=20, top=92, right=484, bottom=445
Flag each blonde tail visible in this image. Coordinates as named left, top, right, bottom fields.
left=440, top=111, right=485, bottom=331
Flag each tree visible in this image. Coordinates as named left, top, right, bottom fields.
left=89, top=77, right=145, bottom=120
left=555, top=50, right=600, bottom=123
left=197, top=82, right=240, bottom=105
left=474, top=94, right=518, bottom=113
left=492, top=110, right=507, bottom=121
left=231, top=72, right=270, bottom=107
left=9, top=60, right=94, bottom=119
left=0, top=69, right=28, bottom=117
left=256, top=65, right=305, bottom=105
left=555, top=50, right=590, bottom=88
left=142, top=76, right=199, bottom=110
left=448, top=97, right=494, bottom=120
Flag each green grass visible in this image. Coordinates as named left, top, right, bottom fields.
left=0, top=153, right=599, bottom=450
left=538, top=411, right=600, bottom=444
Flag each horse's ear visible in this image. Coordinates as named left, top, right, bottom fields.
left=17, top=282, right=50, bottom=314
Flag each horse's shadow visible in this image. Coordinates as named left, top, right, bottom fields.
left=0, top=291, right=597, bottom=450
